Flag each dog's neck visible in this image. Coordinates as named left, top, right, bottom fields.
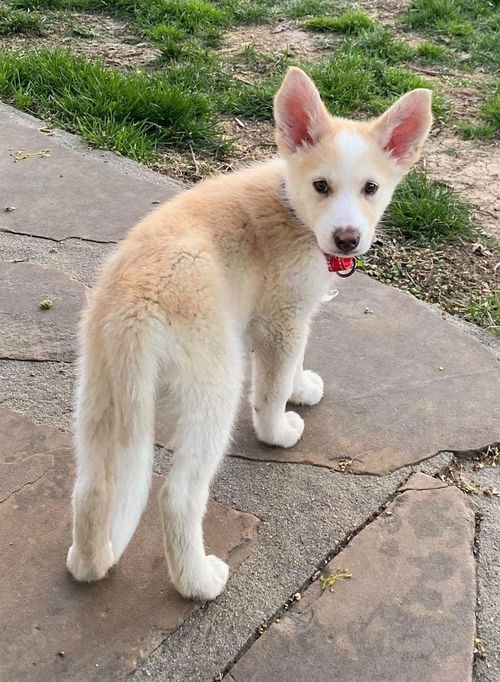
left=278, top=179, right=302, bottom=228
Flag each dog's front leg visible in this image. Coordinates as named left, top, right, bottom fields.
left=251, top=321, right=312, bottom=448
left=289, top=347, right=324, bottom=406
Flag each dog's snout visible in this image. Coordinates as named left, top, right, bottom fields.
left=333, top=227, right=360, bottom=253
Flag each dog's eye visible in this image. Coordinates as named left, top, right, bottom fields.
left=364, top=181, right=378, bottom=195
left=313, top=179, right=329, bottom=194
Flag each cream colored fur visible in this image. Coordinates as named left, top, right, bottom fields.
left=67, top=68, right=432, bottom=601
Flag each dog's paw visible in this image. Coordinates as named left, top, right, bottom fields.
left=290, top=370, right=324, bottom=406
left=66, top=542, right=114, bottom=582
left=257, top=410, right=304, bottom=448
left=173, top=555, right=229, bottom=602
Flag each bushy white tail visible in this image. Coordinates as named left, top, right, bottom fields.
left=68, top=312, right=163, bottom=580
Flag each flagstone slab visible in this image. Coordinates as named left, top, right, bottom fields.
left=0, top=409, right=259, bottom=682
left=229, top=473, right=476, bottom=682
left=0, top=261, right=86, bottom=361
left=0, top=107, right=179, bottom=242
left=227, top=274, right=500, bottom=475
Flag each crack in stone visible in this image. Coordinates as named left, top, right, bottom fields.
left=0, top=226, right=117, bottom=246
left=228, top=440, right=500, bottom=477
left=472, top=511, right=483, bottom=676
left=0, top=356, right=73, bottom=364
left=0, top=464, right=52, bottom=503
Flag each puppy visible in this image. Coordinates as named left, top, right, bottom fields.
left=67, top=67, right=432, bottom=601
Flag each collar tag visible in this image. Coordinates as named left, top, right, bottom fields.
left=327, top=256, right=357, bottom=277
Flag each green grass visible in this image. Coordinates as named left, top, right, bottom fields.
left=482, top=83, right=500, bottom=131
left=219, top=35, right=445, bottom=120
left=384, top=171, right=475, bottom=243
left=8, top=0, right=233, bottom=45
left=284, top=0, right=330, bottom=19
left=459, top=83, right=500, bottom=139
left=458, top=122, right=496, bottom=140
left=305, top=10, right=376, bottom=34
left=461, top=294, right=500, bottom=336
left=221, top=0, right=271, bottom=24
left=137, top=0, right=230, bottom=46
left=0, top=7, right=45, bottom=34
left=346, top=26, right=413, bottom=63
left=0, top=49, right=226, bottom=160
left=402, top=0, right=500, bottom=71
left=414, top=41, right=449, bottom=62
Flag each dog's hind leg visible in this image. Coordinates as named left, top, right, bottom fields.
left=159, top=323, right=243, bottom=601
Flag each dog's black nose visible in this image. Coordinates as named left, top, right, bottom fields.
left=333, top=227, right=360, bottom=253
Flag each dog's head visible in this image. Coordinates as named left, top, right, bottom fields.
left=274, top=67, right=432, bottom=256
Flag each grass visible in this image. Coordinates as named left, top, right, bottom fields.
left=0, top=49, right=226, bottom=160
left=461, top=294, right=500, bottom=336
left=346, top=26, right=413, bottom=63
left=402, top=0, right=500, bottom=71
left=384, top=171, right=475, bottom=243
left=458, top=122, right=496, bottom=140
left=218, top=34, right=445, bottom=121
left=137, top=0, right=230, bottom=46
left=0, top=7, right=45, bottom=34
left=482, top=83, right=500, bottom=131
left=414, top=41, right=449, bottom=62
left=304, top=10, right=376, bottom=34
left=458, top=82, right=500, bottom=139
left=284, top=0, right=331, bottom=19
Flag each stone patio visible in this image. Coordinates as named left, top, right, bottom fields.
left=0, top=102, right=499, bottom=682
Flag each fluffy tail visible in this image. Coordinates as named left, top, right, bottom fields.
left=74, top=305, right=163, bottom=565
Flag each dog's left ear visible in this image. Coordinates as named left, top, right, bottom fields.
left=274, top=67, right=331, bottom=155
left=371, top=89, right=432, bottom=169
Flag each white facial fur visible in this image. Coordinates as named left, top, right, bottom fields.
left=284, top=128, right=405, bottom=256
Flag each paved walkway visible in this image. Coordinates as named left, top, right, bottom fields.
left=0, top=103, right=499, bottom=682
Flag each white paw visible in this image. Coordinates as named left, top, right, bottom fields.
left=258, top=410, right=304, bottom=448
left=290, top=370, right=324, bottom=406
left=66, top=542, right=114, bottom=582
left=174, top=555, right=229, bottom=602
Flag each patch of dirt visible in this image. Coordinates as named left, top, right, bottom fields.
left=155, top=118, right=275, bottom=185
left=0, top=12, right=159, bottom=69
left=218, top=22, right=324, bottom=68
left=413, top=70, right=492, bottom=121
left=354, top=0, right=410, bottom=25
left=424, top=133, right=500, bottom=239
left=221, top=118, right=275, bottom=167
left=364, top=234, right=498, bottom=316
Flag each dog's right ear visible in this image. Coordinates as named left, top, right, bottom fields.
left=274, top=67, right=330, bottom=155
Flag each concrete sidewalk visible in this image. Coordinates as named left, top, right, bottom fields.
left=0, top=102, right=499, bottom=682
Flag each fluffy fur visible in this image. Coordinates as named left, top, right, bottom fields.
left=67, top=68, right=432, bottom=601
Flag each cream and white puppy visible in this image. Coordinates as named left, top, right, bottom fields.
left=67, top=67, right=432, bottom=601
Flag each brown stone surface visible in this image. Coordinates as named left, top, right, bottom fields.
left=0, top=409, right=259, bottom=681
left=229, top=473, right=476, bottom=682
left=0, top=109, right=177, bottom=242
left=398, top=471, right=448, bottom=492
left=0, top=261, right=86, bottom=361
left=228, top=274, right=500, bottom=474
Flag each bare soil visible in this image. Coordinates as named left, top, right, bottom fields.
left=0, top=12, right=160, bottom=68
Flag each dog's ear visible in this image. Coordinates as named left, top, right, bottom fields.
left=274, top=67, right=330, bottom=155
left=371, top=89, right=432, bottom=168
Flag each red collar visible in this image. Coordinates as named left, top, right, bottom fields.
left=326, top=255, right=357, bottom=277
